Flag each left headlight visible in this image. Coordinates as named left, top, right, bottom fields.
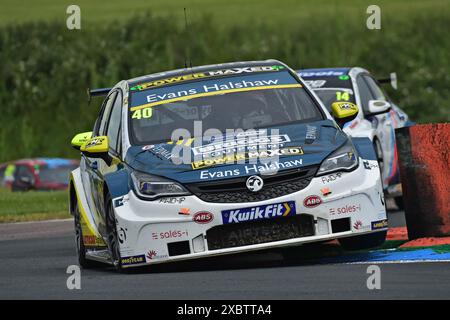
left=317, top=140, right=358, bottom=176
left=131, top=171, right=191, bottom=200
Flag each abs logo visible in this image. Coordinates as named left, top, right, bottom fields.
left=193, top=211, right=214, bottom=224
left=221, top=201, right=296, bottom=224
left=303, top=195, right=322, bottom=208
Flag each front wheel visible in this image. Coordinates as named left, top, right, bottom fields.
left=74, top=202, right=100, bottom=268
left=338, top=231, right=387, bottom=251
left=105, top=193, right=124, bottom=272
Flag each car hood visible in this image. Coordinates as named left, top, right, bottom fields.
left=125, top=119, right=348, bottom=184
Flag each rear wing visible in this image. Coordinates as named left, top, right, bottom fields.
left=87, top=87, right=112, bottom=103
left=377, top=72, right=397, bottom=90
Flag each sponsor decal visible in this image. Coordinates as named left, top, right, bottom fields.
left=305, top=125, right=317, bottom=144
left=191, top=132, right=291, bottom=157
left=121, top=255, right=146, bottom=266
left=178, top=207, right=191, bottom=215
left=158, top=197, right=186, bottom=204
left=320, top=187, right=332, bottom=196
left=329, top=203, right=362, bottom=215
left=145, top=250, right=168, bottom=261
left=142, top=144, right=155, bottom=150
left=321, top=172, right=343, bottom=184
left=353, top=220, right=370, bottom=231
left=299, top=70, right=346, bottom=77
left=84, top=137, right=105, bottom=148
left=191, top=147, right=303, bottom=170
left=82, top=235, right=104, bottom=246
left=199, top=159, right=303, bottom=180
left=221, top=201, right=296, bottom=224
left=363, top=161, right=379, bottom=170
left=353, top=220, right=363, bottom=230
left=371, top=219, right=388, bottom=230
left=130, top=65, right=285, bottom=91
left=118, top=227, right=127, bottom=244
left=144, top=144, right=173, bottom=160
left=152, top=229, right=189, bottom=240
left=113, top=197, right=125, bottom=208
left=193, top=211, right=214, bottom=224
left=304, top=80, right=327, bottom=88
left=303, top=195, right=322, bottom=208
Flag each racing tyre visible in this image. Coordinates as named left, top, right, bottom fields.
left=105, top=193, right=125, bottom=273
left=338, top=231, right=387, bottom=251
left=394, top=196, right=404, bottom=210
left=74, top=202, right=101, bottom=268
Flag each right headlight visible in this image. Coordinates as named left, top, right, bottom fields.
left=131, top=171, right=190, bottom=200
left=317, top=140, right=358, bottom=176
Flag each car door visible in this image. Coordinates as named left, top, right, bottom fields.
left=362, top=74, right=398, bottom=187
left=88, top=89, right=123, bottom=235
left=83, top=91, right=117, bottom=232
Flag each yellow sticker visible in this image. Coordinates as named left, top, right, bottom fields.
left=132, top=108, right=153, bottom=120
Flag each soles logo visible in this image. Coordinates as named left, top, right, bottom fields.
left=221, top=201, right=296, bottom=224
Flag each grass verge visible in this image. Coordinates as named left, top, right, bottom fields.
left=0, top=188, right=70, bottom=223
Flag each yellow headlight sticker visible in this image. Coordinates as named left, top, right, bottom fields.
left=130, top=84, right=302, bottom=112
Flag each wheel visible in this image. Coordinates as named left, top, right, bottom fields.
left=74, top=202, right=101, bottom=268
left=394, top=196, right=404, bottom=210
left=105, top=193, right=124, bottom=272
left=338, top=231, right=387, bottom=251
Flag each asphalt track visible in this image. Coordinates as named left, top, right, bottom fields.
left=0, top=210, right=449, bottom=300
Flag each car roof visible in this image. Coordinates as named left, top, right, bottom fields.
left=127, top=59, right=287, bottom=86
left=13, top=158, right=78, bottom=167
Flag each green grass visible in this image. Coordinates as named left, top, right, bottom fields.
left=1, top=0, right=448, bottom=27
left=0, top=188, right=70, bottom=223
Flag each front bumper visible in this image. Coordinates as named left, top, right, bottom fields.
left=114, top=158, right=387, bottom=267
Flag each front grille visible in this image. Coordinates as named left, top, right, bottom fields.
left=187, top=166, right=317, bottom=203
left=206, top=214, right=315, bottom=250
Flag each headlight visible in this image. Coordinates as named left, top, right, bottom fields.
left=317, top=140, right=358, bottom=176
left=131, top=171, right=190, bottom=200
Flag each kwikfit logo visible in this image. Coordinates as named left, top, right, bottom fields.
left=221, top=201, right=295, bottom=224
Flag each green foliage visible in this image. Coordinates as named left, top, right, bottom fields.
left=0, top=8, right=449, bottom=162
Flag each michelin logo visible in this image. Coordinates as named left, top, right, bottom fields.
left=221, top=201, right=296, bottom=224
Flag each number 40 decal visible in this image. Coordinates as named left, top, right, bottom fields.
left=132, top=107, right=152, bottom=120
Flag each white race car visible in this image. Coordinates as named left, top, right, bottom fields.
left=298, top=68, right=412, bottom=209
left=69, top=60, right=388, bottom=271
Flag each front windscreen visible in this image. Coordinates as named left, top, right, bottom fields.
left=313, top=88, right=356, bottom=112
left=128, top=69, right=323, bottom=145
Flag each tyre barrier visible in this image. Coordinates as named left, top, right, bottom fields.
left=395, top=123, right=450, bottom=240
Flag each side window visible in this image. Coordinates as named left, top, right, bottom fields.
left=363, top=75, right=387, bottom=101
left=14, top=165, right=34, bottom=181
left=106, top=91, right=123, bottom=154
left=97, top=92, right=117, bottom=137
left=356, top=75, right=375, bottom=115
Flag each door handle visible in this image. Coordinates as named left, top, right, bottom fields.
left=91, top=161, right=98, bottom=170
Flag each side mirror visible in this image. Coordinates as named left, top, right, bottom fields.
left=331, top=102, right=359, bottom=128
left=71, top=132, right=93, bottom=150
left=367, top=100, right=391, bottom=117
left=80, top=136, right=112, bottom=165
